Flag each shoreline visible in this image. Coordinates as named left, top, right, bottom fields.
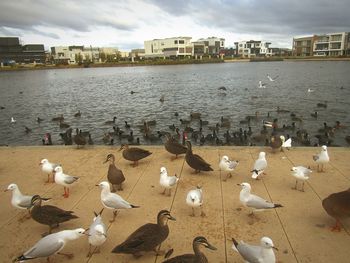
left=1, top=57, right=350, bottom=72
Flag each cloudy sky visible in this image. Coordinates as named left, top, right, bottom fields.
left=0, top=0, right=349, bottom=51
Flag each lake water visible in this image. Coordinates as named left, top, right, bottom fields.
left=0, top=61, right=349, bottom=146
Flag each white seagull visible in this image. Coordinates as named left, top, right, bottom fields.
left=231, top=236, right=278, bottom=263
left=11, top=117, right=16, bottom=123
left=238, top=182, right=282, bottom=215
left=159, top=167, right=179, bottom=196
left=267, top=74, right=279, bottom=82
left=39, top=158, right=59, bottom=183
left=87, top=209, right=107, bottom=257
left=4, top=183, right=49, bottom=219
left=280, top=135, right=292, bottom=150
left=54, top=166, right=79, bottom=198
left=96, top=181, right=139, bottom=222
left=291, top=166, right=312, bottom=191
left=251, top=152, right=267, bottom=179
left=186, top=186, right=205, bottom=217
left=258, top=80, right=266, bottom=88
left=313, top=145, right=330, bottom=172
left=307, top=88, right=315, bottom=93
left=14, top=228, right=88, bottom=262
left=219, top=155, right=239, bottom=181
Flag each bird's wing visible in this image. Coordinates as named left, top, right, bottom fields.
left=25, top=236, right=64, bottom=258
left=17, top=195, right=33, bottom=208
left=168, top=176, right=178, bottom=187
left=228, top=160, right=238, bottom=169
left=283, top=138, right=292, bottom=147
left=254, top=159, right=266, bottom=170
left=103, top=194, right=130, bottom=209
left=63, top=176, right=79, bottom=184
left=313, top=154, right=320, bottom=161
left=237, top=243, right=261, bottom=263
left=246, top=194, right=274, bottom=209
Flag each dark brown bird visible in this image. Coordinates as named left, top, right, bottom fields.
left=74, top=110, right=81, bottom=117
left=163, top=236, right=217, bottom=263
left=322, top=188, right=350, bottom=232
left=185, top=141, right=213, bottom=173
left=119, top=144, right=152, bottom=166
left=30, top=195, right=78, bottom=236
left=111, top=210, right=176, bottom=258
left=164, top=134, right=187, bottom=159
left=104, top=153, right=125, bottom=192
left=270, top=135, right=282, bottom=152
left=73, top=128, right=87, bottom=148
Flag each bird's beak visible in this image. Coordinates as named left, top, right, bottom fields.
left=4, top=189, right=8, bottom=192
left=95, top=184, right=100, bottom=187
left=168, top=215, right=176, bottom=221
left=103, top=233, right=107, bottom=238
left=206, top=243, right=217, bottom=250
left=236, top=183, right=241, bottom=186
left=273, top=246, right=278, bottom=251
left=83, top=229, right=90, bottom=236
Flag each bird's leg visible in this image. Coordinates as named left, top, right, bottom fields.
left=153, top=248, right=165, bottom=256
left=26, top=208, right=31, bottom=219
left=57, top=252, right=74, bottom=259
left=229, top=172, right=232, bottom=178
left=300, top=182, right=305, bottom=192
left=118, top=184, right=123, bottom=191
left=191, top=207, right=195, bottom=217
left=67, top=188, right=70, bottom=197
left=322, top=164, right=325, bottom=172
left=110, top=210, right=118, bottom=222
left=331, top=219, right=342, bottom=232
left=168, top=189, right=172, bottom=196
left=162, top=188, right=166, bottom=195
left=111, top=185, right=116, bottom=193
left=45, top=174, right=50, bottom=184
left=292, top=180, right=298, bottom=190
left=200, top=206, right=206, bottom=217
left=86, top=245, right=92, bottom=257
left=46, top=257, right=51, bottom=262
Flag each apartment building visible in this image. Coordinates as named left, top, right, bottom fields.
left=293, top=32, right=349, bottom=56
left=234, top=40, right=272, bottom=58
left=144, top=37, right=193, bottom=58
left=194, top=37, right=225, bottom=55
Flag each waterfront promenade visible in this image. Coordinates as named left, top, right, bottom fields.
left=1, top=146, right=349, bottom=262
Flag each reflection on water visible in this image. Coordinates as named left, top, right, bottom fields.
left=0, top=61, right=349, bottom=146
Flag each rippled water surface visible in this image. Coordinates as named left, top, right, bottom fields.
left=0, top=61, right=349, bottom=146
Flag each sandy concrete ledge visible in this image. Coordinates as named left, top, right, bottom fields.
left=0, top=146, right=349, bottom=262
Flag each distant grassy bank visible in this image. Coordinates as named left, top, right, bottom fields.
left=1, top=56, right=350, bottom=72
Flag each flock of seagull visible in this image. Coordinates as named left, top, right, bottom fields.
left=5, top=137, right=350, bottom=263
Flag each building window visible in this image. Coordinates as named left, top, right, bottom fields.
left=179, top=40, right=185, bottom=44
left=174, top=40, right=178, bottom=44
left=239, top=44, right=242, bottom=47
left=161, top=42, right=164, bottom=46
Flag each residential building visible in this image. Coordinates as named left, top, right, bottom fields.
left=144, top=37, right=193, bottom=58
left=293, top=32, right=349, bottom=57
left=292, top=36, right=313, bottom=56
left=130, top=49, right=145, bottom=60
left=0, top=37, right=45, bottom=64
left=234, top=40, right=272, bottom=58
left=51, top=45, right=101, bottom=64
left=271, top=48, right=292, bottom=57
left=194, top=37, right=225, bottom=56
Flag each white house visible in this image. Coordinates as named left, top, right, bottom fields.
left=144, top=37, right=193, bottom=58
left=313, top=32, right=348, bottom=56
left=234, top=40, right=272, bottom=58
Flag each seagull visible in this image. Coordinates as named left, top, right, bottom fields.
left=238, top=182, right=282, bottom=215
left=291, top=166, right=312, bottom=191
left=267, top=74, right=279, bottom=82
left=13, top=228, right=88, bottom=262
left=313, top=145, right=330, bottom=172
left=231, top=236, right=278, bottom=263
left=219, top=155, right=239, bottom=181
left=96, top=181, right=139, bottom=222
left=281, top=135, right=292, bottom=150
left=11, top=117, right=16, bottom=123
left=186, top=186, right=205, bottom=217
left=87, top=209, right=107, bottom=257
left=307, top=88, right=315, bottom=93
left=258, top=81, right=266, bottom=88
left=39, top=159, right=59, bottom=183
left=4, top=183, right=50, bottom=219
left=54, top=166, right=79, bottom=198
left=159, top=167, right=179, bottom=196
left=251, top=152, right=267, bottom=179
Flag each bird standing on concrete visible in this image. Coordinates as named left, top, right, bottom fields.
left=313, top=145, right=329, bottom=172
left=219, top=155, right=239, bottom=181
left=251, top=152, right=267, bottom=179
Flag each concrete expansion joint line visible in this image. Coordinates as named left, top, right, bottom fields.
left=248, top=149, right=299, bottom=263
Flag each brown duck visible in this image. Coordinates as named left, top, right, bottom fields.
left=119, top=144, right=152, bottom=166
left=111, top=210, right=176, bottom=258
left=163, top=236, right=216, bottom=263
left=30, top=195, right=78, bottom=235
left=322, top=188, right=350, bottom=232
left=164, top=134, right=187, bottom=159
left=185, top=141, right=213, bottom=173
left=270, top=135, right=282, bottom=152
left=73, top=128, right=87, bottom=148
left=104, top=153, right=125, bottom=192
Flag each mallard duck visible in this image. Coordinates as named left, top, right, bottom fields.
left=164, top=134, right=187, bottom=159
left=74, top=110, right=81, bottom=117
left=163, top=236, right=216, bottom=263
left=119, top=144, right=152, bottom=166
left=59, top=120, right=70, bottom=129
left=51, top=114, right=64, bottom=122
left=111, top=210, right=175, bottom=258
left=322, top=188, right=350, bottom=232
left=104, top=154, right=125, bottom=192
left=185, top=141, right=213, bottom=173
left=30, top=195, right=78, bottom=235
